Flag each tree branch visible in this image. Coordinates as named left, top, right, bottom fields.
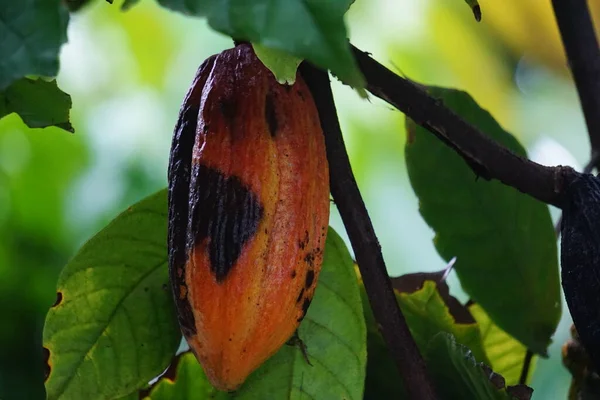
left=351, top=45, right=579, bottom=209
left=551, top=0, right=600, bottom=167
left=300, top=63, right=438, bottom=400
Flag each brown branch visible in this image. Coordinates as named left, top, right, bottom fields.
left=551, top=0, right=600, bottom=168
left=300, top=63, right=438, bottom=400
left=351, top=45, right=580, bottom=209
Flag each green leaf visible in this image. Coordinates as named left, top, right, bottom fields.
left=363, top=278, right=489, bottom=398
left=425, top=333, right=531, bottom=400
left=398, top=280, right=489, bottom=364
left=253, top=43, right=302, bottom=85
left=140, top=353, right=228, bottom=400
left=145, top=227, right=367, bottom=399
left=121, top=0, right=141, bottom=10
left=154, top=0, right=365, bottom=89
left=43, top=189, right=181, bottom=400
left=405, top=86, right=560, bottom=355
left=470, top=304, right=535, bottom=385
left=0, top=78, right=73, bottom=132
left=0, top=2, right=69, bottom=89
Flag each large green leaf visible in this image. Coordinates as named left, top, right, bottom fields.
left=470, top=304, right=535, bottom=385
left=144, top=227, right=367, bottom=399
left=405, top=86, right=560, bottom=355
left=425, top=333, right=531, bottom=400
left=152, top=0, right=364, bottom=89
left=43, top=189, right=181, bottom=400
left=0, top=2, right=69, bottom=89
left=363, top=278, right=489, bottom=398
left=0, top=78, right=73, bottom=132
left=140, top=352, right=227, bottom=400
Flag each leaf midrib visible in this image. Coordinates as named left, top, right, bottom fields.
left=48, top=259, right=167, bottom=400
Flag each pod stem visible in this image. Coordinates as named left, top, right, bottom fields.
left=551, top=0, right=600, bottom=169
left=300, top=64, right=439, bottom=400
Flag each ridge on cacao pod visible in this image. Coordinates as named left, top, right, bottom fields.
left=167, top=43, right=330, bottom=391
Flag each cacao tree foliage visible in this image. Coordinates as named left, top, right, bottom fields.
left=1, top=0, right=590, bottom=399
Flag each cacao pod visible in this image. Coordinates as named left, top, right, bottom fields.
left=167, top=44, right=330, bottom=391
left=561, top=173, right=600, bottom=373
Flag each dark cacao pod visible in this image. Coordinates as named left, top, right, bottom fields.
left=167, top=44, right=330, bottom=391
left=561, top=173, right=600, bottom=373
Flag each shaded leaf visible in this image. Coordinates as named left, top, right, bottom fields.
left=0, top=2, right=69, bottom=89
left=43, top=189, right=181, bottom=400
left=121, top=0, right=140, bottom=10
left=153, top=0, right=365, bottom=89
left=144, top=228, right=367, bottom=399
left=405, top=86, right=560, bottom=355
left=253, top=43, right=302, bottom=85
left=470, top=303, right=535, bottom=385
left=425, top=333, right=532, bottom=400
left=399, top=281, right=488, bottom=363
left=0, top=78, right=73, bottom=132
left=465, top=0, right=482, bottom=21
left=363, top=279, right=489, bottom=398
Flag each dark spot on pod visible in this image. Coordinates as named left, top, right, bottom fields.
left=298, top=297, right=312, bottom=322
left=291, top=270, right=297, bottom=279
left=304, top=252, right=315, bottom=267
left=168, top=56, right=217, bottom=337
left=219, top=98, right=236, bottom=127
left=298, top=230, right=309, bottom=250
left=179, top=285, right=188, bottom=299
left=189, top=164, right=264, bottom=282
left=296, top=288, right=305, bottom=303
left=264, top=92, right=278, bottom=137
left=43, top=347, right=51, bottom=382
left=305, top=270, right=315, bottom=289
left=52, top=292, right=63, bottom=308
left=297, top=90, right=305, bottom=100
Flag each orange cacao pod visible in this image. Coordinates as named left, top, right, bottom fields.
left=167, top=44, right=330, bottom=391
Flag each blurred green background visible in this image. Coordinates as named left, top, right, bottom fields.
left=2, top=0, right=599, bottom=398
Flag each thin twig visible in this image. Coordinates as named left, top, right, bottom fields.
left=551, top=0, right=600, bottom=168
left=350, top=45, right=580, bottom=209
left=519, top=350, right=534, bottom=385
left=300, top=63, right=438, bottom=400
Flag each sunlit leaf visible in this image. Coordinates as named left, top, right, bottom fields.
left=470, top=303, right=535, bottom=385
left=0, top=2, right=69, bottom=89
left=405, top=86, right=560, bottom=355
left=144, top=228, right=367, bottom=399
left=0, top=78, right=73, bottom=132
left=152, top=0, right=365, bottom=89
left=253, top=44, right=302, bottom=85
left=43, top=189, right=180, bottom=400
